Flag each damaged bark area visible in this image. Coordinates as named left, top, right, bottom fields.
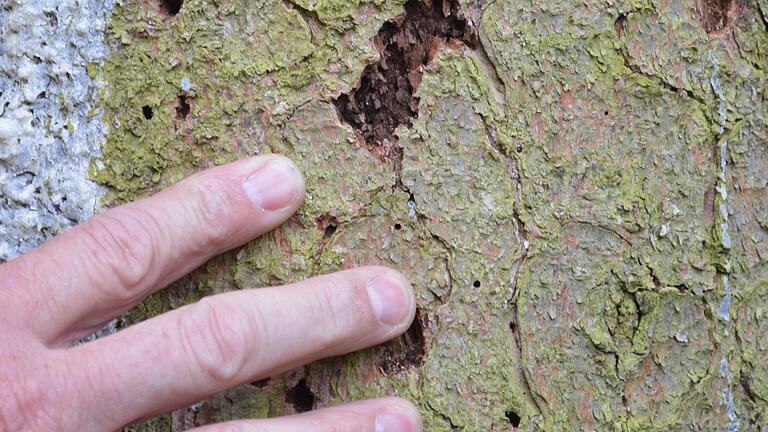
left=159, top=0, right=184, bottom=17
left=699, top=0, right=742, bottom=35
left=333, top=0, right=476, bottom=160
left=377, top=310, right=427, bottom=374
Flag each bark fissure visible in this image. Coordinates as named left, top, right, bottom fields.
left=618, top=49, right=706, bottom=104
left=614, top=13, right=708, bottom=105
left=480, top=117, right=543, bottom=419
left=426, top=400, right=464, bottom=431
left=756, top=1, right=768, bottom=33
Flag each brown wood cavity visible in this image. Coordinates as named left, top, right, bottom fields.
left=333, top=0, right=477, bottom=161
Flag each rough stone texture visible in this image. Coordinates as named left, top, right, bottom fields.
left=0, top=0, right=111, bottom=261
left=4, top=0, right=766, bottom=430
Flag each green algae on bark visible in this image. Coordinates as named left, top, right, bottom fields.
left=93, top=0, right=768, bottom=430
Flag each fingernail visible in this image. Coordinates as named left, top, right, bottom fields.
left=376, top=410, right=417, bottom=432
left=367, top=275, right=410, bottom=326
left=242, top=158, right=302, bottom=211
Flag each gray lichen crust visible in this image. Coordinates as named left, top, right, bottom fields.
left=0, top=0, right=111, bottom=261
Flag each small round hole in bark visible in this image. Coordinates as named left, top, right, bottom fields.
left=324, top=224, right=338, bottom=238
left=176, top=95, right=190, bottom=118
left=394, top=223, right=402, bottom=230
left=516, top=146, right=523, bottom=153
left=142, top=105, right=153, bottom=120
left=473, top=280, right=481, bottom=288
left=159, top=0, right=183, bottom=16
left=505, top=410, right=521, bottom=427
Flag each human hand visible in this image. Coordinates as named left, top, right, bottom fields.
left=0, top=155, right=422, bottom=431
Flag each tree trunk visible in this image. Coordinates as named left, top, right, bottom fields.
left=4, top=0, right=767, bottom=430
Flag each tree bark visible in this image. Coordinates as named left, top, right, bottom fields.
left=87, top=0, right=768, bottom=430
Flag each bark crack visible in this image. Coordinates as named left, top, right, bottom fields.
left=757, top=1, right=768, bottom=33
left=425, top=400, right=464, bottom=431
left=614, top=13, right=707, bottom=105
left=479, top=117, right=546, bottom=419
left=617, top=47, right=707, bottom=105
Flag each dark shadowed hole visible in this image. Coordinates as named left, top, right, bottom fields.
left=516, top=145, right=523, bottom=153
left=394, top=223, right=402, bottom=230
left=317, top=214, right=339, bottom=238
left=159, top=0, right=183, bottom=16
left=473, top=280, right=481, bottom=288
left=604, top=110, right=609, bottom=116
left=509, top=321, right=517, bottom=333
left=285, top=379, right=315, bottom=413
left=176, top=95, right=190, bottom=118
left=142, top=105, right=153, bottom=120
left=505, top=410, right=521, bottom=427
left=324, top=224, right=338, bottom=238
left=251, top=378, right=269, bottom=388
left=614, top=13, right=628, bottom=35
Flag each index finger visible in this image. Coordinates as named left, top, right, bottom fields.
left=0, top=155, right=305, bottom=345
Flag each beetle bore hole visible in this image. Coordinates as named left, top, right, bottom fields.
left=394, top=223, right=402, bottom=230
left=324, top=224, right=338, bottom=238
left=142, top=105, right=153, bottom=120
left=505, top=410, right=521, bottom=427
left=176, top=95, right=190, bottom=118
left=473, top=280, right=481, bottom=288
left=159, top=0, right=183, bottom=16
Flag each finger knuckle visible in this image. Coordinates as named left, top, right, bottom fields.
left=187, top=176, right=241, bottom=250
left=80, top=207, right=162, bottom=297
left=177, top=298, right=257, bottom=385
left=1, top=356, right=63, bottom=431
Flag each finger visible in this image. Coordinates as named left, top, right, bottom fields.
left=191, top=398, right=422, bottom=432
left=0, top=155, right=305, bottom=344
left=66, top=267, right=417, bottom=430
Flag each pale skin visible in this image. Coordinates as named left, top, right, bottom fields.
left=0, top=155, right=423, bottom=432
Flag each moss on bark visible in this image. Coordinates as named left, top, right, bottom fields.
left=96, top=0, right=767, bottom=430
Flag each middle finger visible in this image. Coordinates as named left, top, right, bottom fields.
left=65, top=267, right=416, bottom=431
